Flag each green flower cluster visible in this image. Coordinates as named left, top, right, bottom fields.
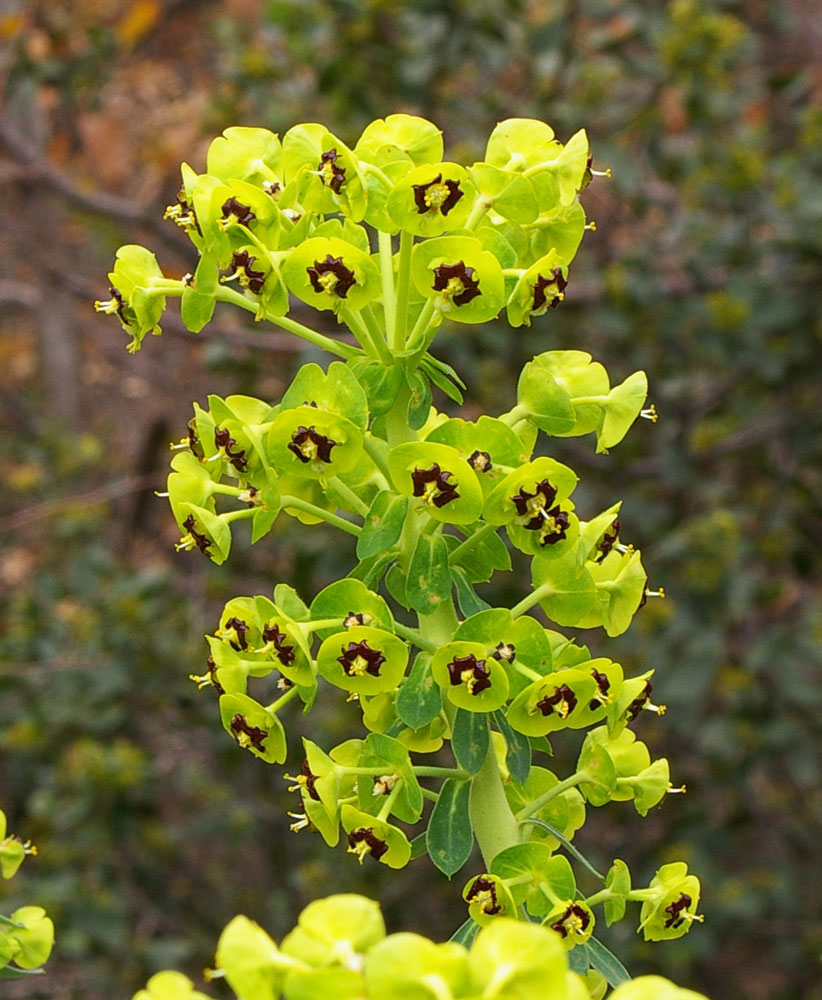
left=0, top=808, right=54, bottom=978
left=94, top=114, right=592, bottom=359
left=132, top=894, right=708, bottom=1000
left=99, top=114, right=706, bottom=995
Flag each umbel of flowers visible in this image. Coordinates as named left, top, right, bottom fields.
left=98, top=115, right=707, bottom=999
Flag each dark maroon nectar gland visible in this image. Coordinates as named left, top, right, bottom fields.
left=411, top=463, right=460, bottom=508
left=214, top=427, right=249, bottom=472
left=531, top=267, right=567, bottom=313
left=536, top=506, right=570, bottom=546
left=467, top=450, right=492, bottom=473
left=163, top=190, right=200, bottom=233
left=664, top=893, right=692, bottom=930
left=466, top=876, right=502, bottom=915
left=285, top=760, right=321, bottom=802
left=93, top=286, right=131, bottom=324
left=511, top=479, right=558, bottom=529
left=550, top=904, right=591, bottom=939
left=337, top=640, right=386, bottom=678
left=431, top=261, right=482, bottom=307
left=188, top=656, right=225, bottom=695
left=221, top=616, right=250, bottom=651
left=229, top=714, right=268, bottom=752
left=262, top=623, right=296, bottom=666
left=534, top=683, right=577, bottom=719
left=226, top=250, right=266, bottom=294
left=317, top=148, right=346, bottom=193
left=220, top=196, right=256, bottom=227
left=306, top=255, right=356, bottom=298
left=412, top=173, right=464, bottom=216
left=176, top=514, right=211, bottom=555
left=446, top=654, right=492, bottom=696
left=347, top=827, right=388, bottom=863
left=288, top=426, right=337, bottom=464
left=596, top=518, right=621, bottom=562
left=589, top=668, right=612, bottom=709
left=492, top=642, right=516, bottom=662
left=626, top=681, right=666, bottom=721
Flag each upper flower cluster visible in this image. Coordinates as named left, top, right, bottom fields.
left=95, top=114, right=596, bottom=364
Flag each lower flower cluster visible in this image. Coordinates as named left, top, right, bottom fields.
left=133, top=894, right=709, bottom=1000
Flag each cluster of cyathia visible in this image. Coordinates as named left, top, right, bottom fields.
left=97, top=115, right=706, bottom=998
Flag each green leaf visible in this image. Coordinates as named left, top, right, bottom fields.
left=449, top=916, right=480, bottom=949
left=426, top=778, right=473, bottom=878
left=420, top=354, right=464, bottom=404
left=584, top=937, right=631, bottom=987
left=406, top=532, right=452, bottom=615
left=519, top=818, right=605, bottom=881
left=357, top=114, right=444, bottom=166
left=396, top=653, right=442, bottom=729
left=0, top=967, right=46, bottom=979
left=356, top=492, right=409, bottom=561
left=273, top=584, right=311, bottom=621
left=446, top=525, right=510, bottom=584
left=409, top=832, right=428, bottom=860
left=282, top=361, right=370, bottom=429
left=568, top=947, right=589, bottom=976
left=384, top=562, right=409, bottom=609
left=452, top=709, right=489, bottom=775
left=452, top=567, right=492, bottom=617
left=492, top=709, right=531, bottom=785
left=309, top=578, right=394, bottom=638
left=180, top=284, right=216, bottom=333
left=406, top=370, right=432, bottom=430
left=348, top=359, right=405, bottom=418
left=531, top=549, right=596, bottom=627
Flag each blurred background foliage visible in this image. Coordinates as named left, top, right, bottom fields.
left=0, top=0, right=820, bottom=998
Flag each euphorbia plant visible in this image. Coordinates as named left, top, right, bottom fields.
left=98, top=113, right=708, bottom=999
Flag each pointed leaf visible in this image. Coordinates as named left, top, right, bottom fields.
left=452, top=708, right=489, bottom=775
left=357, top=492, right=409, bottom=560
left=584, top=937, right=631, bottom=987
left=492, top=709, right=532, bottom=785
left=406, top=532, right=452, bottom=614
left=396, top=653, right=442, bottom=729
left=426, top=778, right=473, bottom=877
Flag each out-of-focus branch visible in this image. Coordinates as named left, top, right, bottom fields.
left=0, top=117, right=191, bottom=255
left=0, top=471, right=163, bottom=534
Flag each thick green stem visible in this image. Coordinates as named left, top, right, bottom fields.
left=412, top=765, right=469, bottom=779
left=509, top=583, right=553, bottom=619
left=404, top=299, right=437, bottom=352
left=279, top=494, right=362, bottom=536
left=448, top=521, right=499, bottom=565
left=326, top=476, right=371, bottom=517
left=376, top=779, right=404, bottom=822
left=393, top=621, right=437, bottom=652
left=214, top=286, right=358, bottom=359
left=383, top=378, right=414, bottom=448
left=264, top=685, right=300, bottom=714
left=394, top=230, right=414, bottom=348
left=515, top=771, right=586, bottom=823
left=340, top=307, right=392, bottom=364
left=497, top=404, right=531, bottom=427
left=469, top=735, right=522, bottom=868
left=378, top=231, right=397, bottom=348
